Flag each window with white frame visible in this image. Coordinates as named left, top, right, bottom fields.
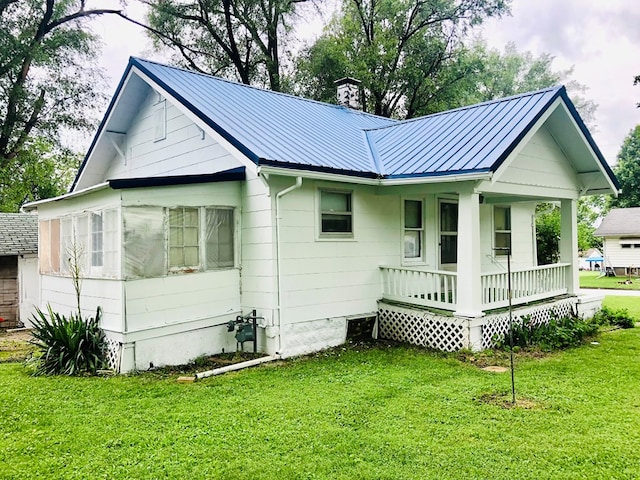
left=404, top=199, right=423, bottom=260
left=123, top=206, right=235, bottom=278
left=320, top=190, right=352, bottom=236
left=169, top=207, right=200, bottom=268
left=494, top=206, right=511, bottom=256
left=91, top=212, right=104, bottom=267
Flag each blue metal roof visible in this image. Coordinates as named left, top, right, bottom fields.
left=367, top=87, right=562, bottom=177
left=133, top=58, right=396, bottom=174
left=72, top=57, right=618, bottom=189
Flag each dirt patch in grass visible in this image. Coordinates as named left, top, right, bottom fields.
left=475, top=392, right=542, bottom=409
left=455, top=348, right=550, bottom=368
left=0, top=329, right=35, bottom=363
left=142, top=351, right=270, bottom=377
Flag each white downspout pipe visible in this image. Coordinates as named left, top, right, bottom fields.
left=275, top=177, right=302, bottom=355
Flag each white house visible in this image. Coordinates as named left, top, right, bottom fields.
left=594, top=207, right=640, bottom=276
left=25, top=58, right=619, bottom=372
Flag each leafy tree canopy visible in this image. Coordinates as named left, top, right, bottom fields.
left=0, top=137, right=77, bottom=212
left=610, top=125, right=640, bottom=208
left=0, top=0, right=125, bottom=163
left=143, top=0, right=315, bottom=91
left=294, top=0, right=510, bottom=118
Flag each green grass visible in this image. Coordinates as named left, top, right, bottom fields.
left=579, top=270, right=640, bottom=290
left=2, top=331, right=640, bottom=479
left=603, top=296, right=640, bottom=320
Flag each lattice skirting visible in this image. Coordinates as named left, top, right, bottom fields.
left=378, top=303, right=467, bottom=351
left=104, top=337, right=122, bottom=371
left=378, top=297, right=579, bottom=352
left=480, top=298, right=578, bottom=350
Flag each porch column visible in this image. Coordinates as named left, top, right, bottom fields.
left=559, top=198, right=579, bottom=295
left=454, top=190, right=483, bottom=318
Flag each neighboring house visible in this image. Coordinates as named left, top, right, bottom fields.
left=594, top=207, right=640, bottom=276
left=25, top=58, right=618, bottom=372
left=0, top=213, right=40, bottom=328
left=579, top=247, right=603, bottom=271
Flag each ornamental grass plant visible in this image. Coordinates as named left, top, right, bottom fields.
left=29, top=305, right=107, bottom=375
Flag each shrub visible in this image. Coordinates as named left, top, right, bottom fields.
left=495, top=313, right=599, bottom=351
left=591, top=306, right=635, bottom=329
left=29, top=305, right=107, bottom=375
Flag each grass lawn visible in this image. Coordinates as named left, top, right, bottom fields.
left=603, top=296, right=640, bottom=319
left=2, top=330, right=640, bottom=479
left=579, top=270, right=640, bottom=290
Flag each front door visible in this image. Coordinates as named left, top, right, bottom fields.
left=439, top=200, right=458, bottom=270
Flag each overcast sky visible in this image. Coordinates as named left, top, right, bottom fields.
left=92, top=0, right=640, bottom=165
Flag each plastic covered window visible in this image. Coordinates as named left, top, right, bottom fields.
left=404, top=200, right=423, bottom=259
left=206, top=208, right=234, bottom=269
left=169, top=207, right=200, bottom=268
left=123, top=207, right=166, bottom=278
left=494, top=206, right=511, bottom=256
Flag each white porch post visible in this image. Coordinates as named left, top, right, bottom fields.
left=559, top=198, right=579, bottom=295
left=454, top=190, right=483, bottom=319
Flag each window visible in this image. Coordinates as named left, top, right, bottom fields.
left=404, top=200, right=423, bottom=259
left=494, top=206, right=511, bottom=256
left=153, top=98, right=166, bottom=141
left=60, top=217, right=73, bottom=274
left=91, top=213, right=104, bottom=267
left=320, top=190, right=352, bottom=235
left=621, top=244, right=632, bottom=249
left=440, top=201, right=458, bottom=265
left=206, top=208, right=234, bottom=269
left=169, top=207, right=200, bottom=268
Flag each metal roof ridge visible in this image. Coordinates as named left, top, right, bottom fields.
left=363, top=85, right=564, bottom=133
left=131, top=57, right=399, bottom=123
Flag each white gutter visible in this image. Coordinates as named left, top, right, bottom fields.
left=257, top=165, right=492, bottom=186
left=274, top=176, right=303, bottom=355
left=22, top=182, right=111, bottom=211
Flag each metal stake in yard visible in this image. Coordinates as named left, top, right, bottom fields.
left=495, top=246, right=516, bottom=405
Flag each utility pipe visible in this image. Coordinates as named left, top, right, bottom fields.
left=274, top=177, right=303, bottom=355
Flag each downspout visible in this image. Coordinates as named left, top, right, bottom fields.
left=275, top=177, right=303, bottom=355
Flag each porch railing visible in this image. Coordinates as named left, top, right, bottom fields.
left=379, top=266, right=457, bottom=310
left=480, top=263, right=570, bottom=310
left=380, top=263, right=570, bottom=312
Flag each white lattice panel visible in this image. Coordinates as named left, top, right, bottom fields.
left=481, top=298, right=578, bottom=349
left=104, top=337, right=122, bottom=371
left=378, top=303, right=466, bottom=352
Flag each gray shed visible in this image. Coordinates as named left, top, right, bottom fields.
left=0, top=213, right=39, bottom=328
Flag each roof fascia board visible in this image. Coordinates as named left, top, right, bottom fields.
left=476, top=179, right=579, bottom=200
left=257, top=165, right=380, bottom=185
left=490, top=97, right=563, bottom=185
left=553, top=101, right=619, bottom=195
left=131, top=65, right=259, bottom=176
left=72, top=65, right=140, bottom=191
left=258, top=165, right=491, bottom=186
left=23, top=182, right=111, bottom=211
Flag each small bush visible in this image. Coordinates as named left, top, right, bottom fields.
left=591, top=306, right=635, bottom=329
left=29, top=305, right=107, bottom=375
left=495, top=313, right=599, bottom=351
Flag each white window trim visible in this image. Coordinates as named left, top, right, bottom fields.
left=493, top=205, right=512, bottom=257
left=403, top=198, right=425, bottom=264
left=438, top=199, right=458, bottom=268
left=317, top=188, right=355, bottom=240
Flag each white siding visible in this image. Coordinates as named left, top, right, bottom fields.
left=603, top=238, right=640, bottom=269
left=276, top=179, right=399, bottom=326
left=498, top=127, right=580, bottom=192
left=105, top=90, right=242, bottom=181
left=40, top=275, right=123, bottom=332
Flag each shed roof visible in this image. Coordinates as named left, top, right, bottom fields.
left=594, top=208, right=640, bottom=236
left=71, top=57, right=619, bottom=191
left=0, top=213, right=38, bottom=255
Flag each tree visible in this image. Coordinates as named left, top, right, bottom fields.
left=0, top=137, right=77, bottom=212
left=144, top=0, right=313, bottom=91
left=294, top=0, right=510, bottom=118
left=610, top=125, right=640, bottom=208
left=0, top=0, right=125, bottom=165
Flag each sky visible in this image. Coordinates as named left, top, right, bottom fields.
left=91, top=0, right=640, bottom=166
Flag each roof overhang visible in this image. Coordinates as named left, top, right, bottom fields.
left=22, top=182, right=111, bottom=211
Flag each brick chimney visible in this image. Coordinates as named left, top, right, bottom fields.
left=334, top=77, right=361, bottom=109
